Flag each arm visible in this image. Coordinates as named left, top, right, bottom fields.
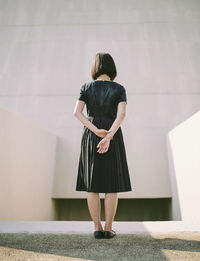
left=73, top=100, right=98, bottom=134
left=104, top=101, right=127, bottom=140
left=96, top=101, right=127, bottom=153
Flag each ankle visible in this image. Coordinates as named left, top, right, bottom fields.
left=104, top=225, right=112, bottom=231
left=94, top=223, right=103, bottom=231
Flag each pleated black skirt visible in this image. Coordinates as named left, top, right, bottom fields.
left=76, top=116, right=132, bottom=193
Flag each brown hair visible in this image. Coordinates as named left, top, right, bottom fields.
left=91, top=53, right=117, bottom=81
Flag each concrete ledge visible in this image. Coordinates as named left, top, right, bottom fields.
left=0, top=221, right=200, bottom=234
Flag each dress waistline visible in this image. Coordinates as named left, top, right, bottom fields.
left=87, top=115, right=115, bottom=121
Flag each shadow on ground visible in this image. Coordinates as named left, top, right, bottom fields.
left=0, top=233, right=200, bottom=261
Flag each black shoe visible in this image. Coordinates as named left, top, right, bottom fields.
left=104, top=230, right=116, bottom=239
left=94, top=230, right=104, bottom=239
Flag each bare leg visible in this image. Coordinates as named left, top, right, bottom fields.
left=87, top=192, right=103, bottom=231
left=104, top=193, right=118, bottom=231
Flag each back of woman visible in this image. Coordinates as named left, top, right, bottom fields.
left=82, top=80, right=126, bottom=120
left=74, top=52, right=132, bottom=239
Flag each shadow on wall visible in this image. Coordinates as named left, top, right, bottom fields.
left=0, top=106, right=57, bottom=221
left=52, top=198, right=172, bottom=221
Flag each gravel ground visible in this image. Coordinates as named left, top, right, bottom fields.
left=0, top=232, right=200, bottom=261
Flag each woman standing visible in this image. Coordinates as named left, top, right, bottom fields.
left=73, top=53, right=132, bottom=239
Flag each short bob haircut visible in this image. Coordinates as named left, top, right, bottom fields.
left=91, top=53, right=117, bottom=81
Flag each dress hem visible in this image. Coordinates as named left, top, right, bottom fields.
left=76, top=189, right=133, bottom=193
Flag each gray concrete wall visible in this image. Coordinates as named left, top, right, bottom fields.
left=0, top=1, right=200, bottom=202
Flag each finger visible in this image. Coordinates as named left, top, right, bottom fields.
left=102, top=147, right=107, bottom=153
left=97, top=139, right=108, bottom=151
left=103, top=148, right=108, bottom=153
left=103, top=149, right=106, bottom=153
left=102, top=147, right=106, bottom=153
left=99, top=147, right=104, bottom=153
left=98, top=146, right=105, bottom=153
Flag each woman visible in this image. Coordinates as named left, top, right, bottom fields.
left=73, top=52, right=132, bottom=239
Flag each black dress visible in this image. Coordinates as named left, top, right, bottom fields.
left=76, top=80, right=132, bottom=193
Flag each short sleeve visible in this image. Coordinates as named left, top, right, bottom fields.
left=78, top=84, right=87, bottom=103
left=118, top=86, right=127, bottom=104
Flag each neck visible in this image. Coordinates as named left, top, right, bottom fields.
left=96, top=74, right=111, bottom=81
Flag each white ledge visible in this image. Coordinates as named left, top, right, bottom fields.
left=0, top=221, right=200, bottom=234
